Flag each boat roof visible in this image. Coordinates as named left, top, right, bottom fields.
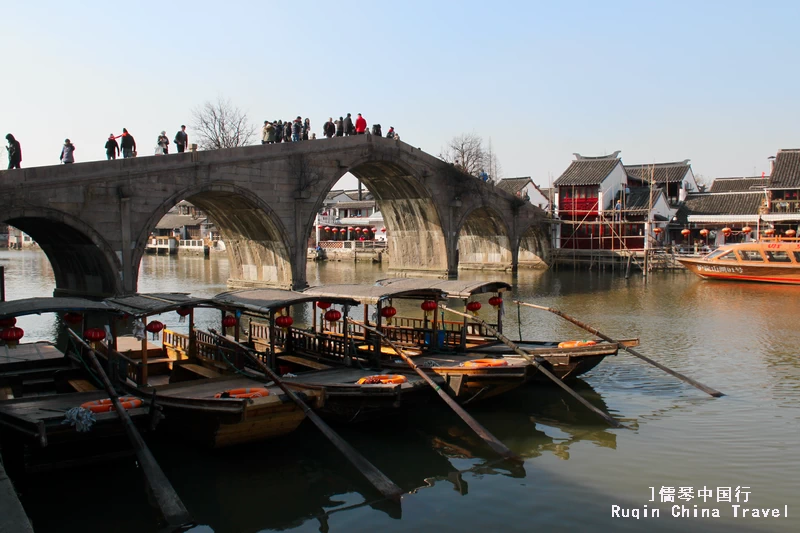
left=303, top=279, right=511, bottom=305
left=213, top=288, right=358, bottom=314
left=375, top=278, right=511, bottom=298
left=0, top=297, right=116, bottom=319
left=104, top=293, right=213, bottom=317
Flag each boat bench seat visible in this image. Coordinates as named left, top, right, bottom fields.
left=170, top=363, right=223, bottom=383
left=67, top=379, right=98, bottom=392
left=277, top=355, right=332, bottom=371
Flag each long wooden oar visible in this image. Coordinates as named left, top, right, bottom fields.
left=67, top=330, right=193, bottom=529
left=513, top=301, right=724, bottom=398
left=208, top=330, right=404, bottom=502
left=440, top=306, right=624, bottom=428
left=354, top=320, right=523, bottom=464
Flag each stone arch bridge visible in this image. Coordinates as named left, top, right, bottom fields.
left=0, top=136, right=550, bottom=297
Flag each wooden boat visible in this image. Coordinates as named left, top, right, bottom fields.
left=300, top=279, right=629, bottom=387
left=92, top=292, right=327, bottom=448
left=211, top=289, right=437, bottom=423
left=677, top=237, right=800, bottom=284
left=0, top=297, right=156, bottom=471
left=293, top=281, right=532, bottom=403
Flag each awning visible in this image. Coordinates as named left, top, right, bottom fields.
left=686, top=215, right=760, bottom=223
left=761, top=214, right=800, bottom=221
left=214, top=289, right=358, bottom=314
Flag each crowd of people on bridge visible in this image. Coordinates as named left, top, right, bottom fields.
left=261, top=113, right=399, bottom=144
left=4, top=114, right=398, bottom=169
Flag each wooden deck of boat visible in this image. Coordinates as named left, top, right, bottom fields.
left=0, top=390, right=148, bottom=424
left=149, top=375, right=271, bottom=399
left=0, top=342, right=64, bottom=365
left=281, top=366, right=430, bottom=390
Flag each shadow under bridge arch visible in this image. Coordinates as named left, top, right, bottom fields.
left=5, top=211, right=121, bottom=297
left=348, top=161, right=449, bottom=278
left=456, top=207, right=513, bottom=272
left=185, top=188, right=293, bottom=289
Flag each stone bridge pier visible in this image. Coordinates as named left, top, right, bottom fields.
left=0, top=136, right=550, bottom=298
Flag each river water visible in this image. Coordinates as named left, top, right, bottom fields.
left=1, top=250, right=798, bottom=533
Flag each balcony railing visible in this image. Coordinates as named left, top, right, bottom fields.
left=771, top=199, right=800, bottom=213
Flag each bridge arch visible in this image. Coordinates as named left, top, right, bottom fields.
left=516, top=220, right=550, bottom=269
left=134, top=183, right=294, bottom=290
left=311, top=156, right=450, bottom=277
left=3, top=207, right=121, bottom=297
left=454, top=206, right=514, bottom=271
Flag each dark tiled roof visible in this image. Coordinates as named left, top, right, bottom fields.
left=554, top=157, right=621, bottom=186
left=682, top=192, right=764, bottom=216
left=155, top=214, right=203, bottom=229
left=623, top=187, right=664, bottom=213
left=709, top=177, right=769, bottom=193
left=768, top=149, right=800, bottom=189
left=496, top=177, right=532, bottom=195
left=625, top=161, right=690, bottom=184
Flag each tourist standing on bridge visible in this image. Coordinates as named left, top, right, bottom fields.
left=292, top=117, right=302, bottom=142
left=5, top=134, right=22, bottom=169
left=105, top=134, right=120, bottom=160
left=343, top=113, right=354, bottom=136
left=120, top=129, right=136, bottom=158
left=157, top=131, right=169, bottom=155
left=302, top=118, right=311, bottom=140
left=323, top=118, right=335, bottom=138
left=386, top=126, right=396, bottom=139
left=261, top=121, right=270, bottom=144
left=59, top=139, right=76, bottom=164
left=355, top=113, right=367, bottom=135
left=174, top=125, right=188, bottom=153
left=284, top=120, right=292, bottom=142
left=274, top=121, right=283, bottom=143
left=335, top=117, right=344, bottom=137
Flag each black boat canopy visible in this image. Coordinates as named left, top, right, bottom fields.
left=104, top=293, right=214, bottom=317
left=213, top=288, right=358, bottom=315
left=0, top=297, right=116, bottom=319
left=375, top=278, right=511, bottom=299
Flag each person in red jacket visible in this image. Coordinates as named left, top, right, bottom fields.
left=355, top=113, right=367, bottom=135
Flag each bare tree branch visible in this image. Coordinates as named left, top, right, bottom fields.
left=439, top=133, right=502, bottom=182
left=191, top=97, right=256, bottom=150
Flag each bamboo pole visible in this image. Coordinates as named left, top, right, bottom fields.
left=440, top=305, right=624, bottom=428
left=208, top=330, right=404, bottom=502
left=354, top=320, right=523, bottom=464
left=66, top=330, right=193, bottom=529
left=514, top=301, right=724, bottom=398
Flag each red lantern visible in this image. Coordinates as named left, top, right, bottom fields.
left=84, top=327, right=106, bottom=347
left=324, top=226, right=331, bottom=231
left=786, top=229, right=797, bottom=237
left=742, top=226, right=752, bottom=233
left=316, top=301, right=332, bottom=310
left=324, top=309, right=342, bottom=322
left=722, top=227, right=732, bottom=236
left=347, top=226, right=354, bottom=231
left=466, top=301, right=482, bottom=315
left=0, top=317, right=17, bottom=329
left=699, top=229, right=709, bottom=237
left=380, top=306, right=397, bottom=325
left=63, top=312, right=83, bottom=325
left=488, top=296, right=503, bottom=309
left=339, top=228, right=346, bottom=233
left=680, top=229, right=690, bottom=237
left=653, top=227, right=663, bottom=234
left=764, top=228, right=776, bottom=236
left=145, top=320, right=164, bottom=340
left=176, top=307, right=191, bottom=323
left=275, top=315, right=294, bottom=329
left=0, top=326, right=24, bottom=348
left=381, top=227, right=386, bottom=233
left=420, top=300, right=437, bottom=317
left=221, top=315, right=237, bottom=328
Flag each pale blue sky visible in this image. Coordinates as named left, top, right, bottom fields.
left=2, top=0, right=797, bottom=188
